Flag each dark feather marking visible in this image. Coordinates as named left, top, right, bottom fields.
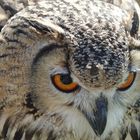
left=25, top=129, right=37, bottom=140
left=15, top=29, right=30, bottom=36
left=130, top=11, right=139, bottom=37
left=32, top=44, right=64, bottom=66
left=0, top=54, right=10, bottom=58
left=120, top=128, right=128, bottom=140
left=2, top=117, right=11, bottom=138
left=27, top=20, right=53, bottom=33
left=47, top=130, right=56, bottom=140
left=134, top=98, right=140, bottom=108
left=0, top=1, right=17, bottom=17
left=10, top=23, right=30, bottom=29
left=22, top=18, right=64, bottom=40
left=130, top=123, right=139, bottom=140
left=0, top=25, right=3, bottom=31
left=13, top=127, right=24, bottom=140
left=121, top=131, right=127, bottom=140
left=4, top=36, right=20, bottom=44
left=25, top=92, right=37, bottom=110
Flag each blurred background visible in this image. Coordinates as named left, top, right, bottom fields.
left=136, top=0, right=140, bottom=4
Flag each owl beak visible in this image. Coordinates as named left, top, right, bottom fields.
left=81, top=95, right=108, bottom=136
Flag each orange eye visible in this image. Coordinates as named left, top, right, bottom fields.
left=51, top=74, right=79, bottom=93
left=117, top=72, right=136, bottom=91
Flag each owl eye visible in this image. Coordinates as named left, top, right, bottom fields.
left=117, top=72, right=136, bottom=91
left=51, top=74, right=79, bottom=93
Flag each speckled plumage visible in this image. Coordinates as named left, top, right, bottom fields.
left=0, top=0, right=140, bottom=140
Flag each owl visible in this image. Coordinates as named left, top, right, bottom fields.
left=0, top=0, right=140, bottom=140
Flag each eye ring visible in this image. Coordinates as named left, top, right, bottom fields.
left=51, top=74, right=79, bottom=93
left=117, top=72, right=136, bottom=91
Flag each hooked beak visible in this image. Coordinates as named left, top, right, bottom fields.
left=80, top=95, right=108, bottom=136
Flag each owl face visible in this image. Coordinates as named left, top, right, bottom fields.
left=29, top=2, right=140, bottom=137
left=1, top=0, right=140, bottom=139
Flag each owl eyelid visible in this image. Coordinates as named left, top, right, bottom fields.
left=117, top=71, right=136, bottom=91
left=51, top=66, right=68, bottom=75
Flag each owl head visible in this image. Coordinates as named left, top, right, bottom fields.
left=1, top=0, right=140, bottom=139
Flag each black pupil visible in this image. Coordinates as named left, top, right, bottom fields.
left=60, top=74, right=73, bottom=84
